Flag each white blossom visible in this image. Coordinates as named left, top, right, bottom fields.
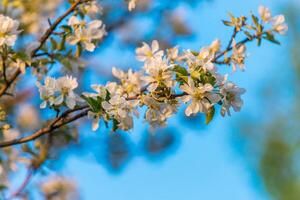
left=102, top=94, right=138, bottom=131
left=167, top=46, right=179, bottom=61
left=180, top=78, right=220, bottom=116
left=67, top=17, right=106, bottom=52
left=142, top=95, right=177, bottom=128
left=37, top=76, right=80, bottom=109
left=259, top=6, right=272, bottom=22
left=83, top=84, right=107, bottom=99
left=112, top=67, right=144, bottom=97
left=128, top=0, right=138, bottom=11
left=220, top=82, right=245, bottom=116
left=88, top=111, right=101, bottom=131
left=271, top=15, right=288, bottom=35
left=210, top=39, right=221, bottom=53
left=0, top=15, right=20, bottom=47
left=142, top=57, right=174, bottom=92
left=68, top=16, right=82, bottom=26
left=231, top=39, right=246, bottom=71
left=184, top=40, right=218, bottom=73
left=84, top=1, right=102, bottom=16
left=136, top=40, right=164, bottom=64
left=54, top=76, right=79, bottom=109
left=36, top=77, right=57, bottom=109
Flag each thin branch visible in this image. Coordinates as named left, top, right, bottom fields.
left=226, top=27, right=238, bottom=50
left=0, top=106, right=89, bottom=148
left=30, top=0, right=89, bottom=57
left=212, top=36, right=256, bottom=63
left=0, top=88, right=187, bottom=148
left=7, top=167, right=34, bottom=199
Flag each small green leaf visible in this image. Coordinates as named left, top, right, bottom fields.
left=173, top=65, right=189, bottom=85
left=0, top=184, right=7, bottom=191
left=222, top=20, right=233, bottom=27
left=263, top=32, right=281, bottom=45
left=81, top=95, right=102, bottom=113
left=61, top=58, right=72, bottom=70
left=205, top=107, right=215, bottom=125
left=200, top=71, right=216, bottom=85
left=50, top=37, right=57, bottom=51
left=60, top=25, right=72, bottom=34
left=243, top=31, right=253, bottom=39
left=58, top=35, right=66, bottom=51
left=251, top=14, right=259, bottom=28
left=75, top=43, right=82, bottom=57
left=257, top=37, right=262, bottom=46
left=112, top=118, right=119, bottom=131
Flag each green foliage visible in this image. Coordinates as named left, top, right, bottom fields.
left=173, top=65, right=188, bottom=85
left=205, top=106, right=215, bottom=124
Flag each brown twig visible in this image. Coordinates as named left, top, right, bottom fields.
left=1, top=55, right=8, bottom=85
left=0, top=106, right=89, bottom=148
left=212, top=36, right=256, bottom=63
left=226, top=27, right=238, bottom=50
left=7, top=167, right=34, bottom=199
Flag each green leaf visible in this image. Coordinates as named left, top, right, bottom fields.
left=50, top=37, right=57, bottom=51
left=173, top=65, right=189, bottom=85
left=200, top=72, right=216, bottom=85
left=0, top=184, right=7, bottom=191
left=16, top=51, right=29, bottom=60
left=263, top=32, right=281, bottom=45
left=243, top=31, right=253, bottom=40
left=205, top=106, right=215, bottom=125
left=222, top=20, right=234, bottom=27
left=112, top=118, right=119, bottom=131
left=60, top=25, right=72, bottom=34
left=75, top=43, right=82, bottom=57
left=81, top=95, right=102, bottom=113
left=61, top=58, right=72, bottom=70
left=257, top=37, right=262, bottom=46
left=58, top=35, right=66, bottom=51
left=245, top=25, right=255, bottom=31
left=251, top=14, right=259, bottom=28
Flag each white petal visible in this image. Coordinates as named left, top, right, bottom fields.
left=151, top=40, right=159, bottom=52
left=84, top=42, right=95, bottom=52
left=92, top=116, right=100, bottom=131
left=40, top=101, right=47, bottom=109
left=66, top=96, right=76, bottom=109
left=54, top=95, right=64, bottom=105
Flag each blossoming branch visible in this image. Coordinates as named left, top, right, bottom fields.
left=0, top=3, right=288, bottom=143
left=0, top=1, right=287, bottom=197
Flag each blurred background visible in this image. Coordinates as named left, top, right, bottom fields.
left=2, top=0, right=300, bottom=199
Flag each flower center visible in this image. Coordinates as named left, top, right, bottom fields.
left=61, top=87, right=69, bottom=94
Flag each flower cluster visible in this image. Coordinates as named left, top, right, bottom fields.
left=34, top=6, right=288, bottom=133
left=66, top=39, right=246, bottom=131
left=36, top=76, right=80, bottom=109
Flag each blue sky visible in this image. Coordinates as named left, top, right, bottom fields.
left=57, top=0, right=294, bottom=199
